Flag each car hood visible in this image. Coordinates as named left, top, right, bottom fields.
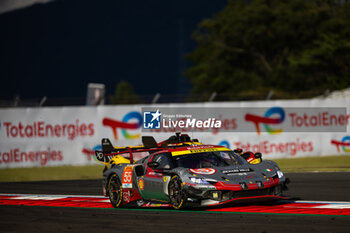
left=183, top=160, right=281, bottom=184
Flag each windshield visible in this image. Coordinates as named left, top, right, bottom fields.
left=174, top=151, right=246, bottom=169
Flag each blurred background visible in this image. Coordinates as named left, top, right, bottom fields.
left=0, top=0, right=227, bottom=106
left=1, top=0, right=350, bottom=107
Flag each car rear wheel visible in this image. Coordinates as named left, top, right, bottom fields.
left=108, top=174, right=123, bottom=208
left=168, top=175, right=186, bottom=209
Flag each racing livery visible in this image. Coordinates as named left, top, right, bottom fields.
left=95, top=133, right=289, bottom=209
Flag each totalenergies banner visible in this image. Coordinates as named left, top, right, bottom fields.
left=0, top=106, right=143, bottom=168
left=0, top=99, right=349, bottom=168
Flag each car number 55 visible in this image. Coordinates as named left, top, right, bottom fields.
left=122, top=166, right=134, bottom=188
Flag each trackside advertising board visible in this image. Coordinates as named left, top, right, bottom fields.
left=0, top=99, right=349, bottom=168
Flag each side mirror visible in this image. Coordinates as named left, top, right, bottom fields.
left=254, top=152, right=262, bottom=161
left=147, top=161, right=160, bottom=169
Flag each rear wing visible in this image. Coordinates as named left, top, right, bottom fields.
left=95, top=138, right=122, bottom=163
left=94, top=133, right=201, bottom=164
left=101, top=138, right=116, bottom=153
left=94, top=137, right=166, bottom=164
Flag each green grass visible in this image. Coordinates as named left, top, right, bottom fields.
left=0, top=156, right=349, bottom=182
left=274, top=155, right=350, bottom=173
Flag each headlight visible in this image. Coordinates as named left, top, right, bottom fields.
left=190, top=177, right=210, bottom=184
left=277, top=170, right=284, bottom=179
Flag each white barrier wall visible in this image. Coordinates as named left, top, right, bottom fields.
left=0, top=99, right=349, bottom=168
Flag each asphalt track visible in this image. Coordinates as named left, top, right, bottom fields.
left=0, top=172, right=350, bottom=233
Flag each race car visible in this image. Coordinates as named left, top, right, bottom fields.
left=95, top=133, right=289, bottom=209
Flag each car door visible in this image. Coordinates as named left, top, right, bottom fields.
left=140, top=152, right=173, bottom=201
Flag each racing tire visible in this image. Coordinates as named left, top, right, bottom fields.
left=168, top=175, right=186, bottom=210
left=108, top=174, right=123, bottom=208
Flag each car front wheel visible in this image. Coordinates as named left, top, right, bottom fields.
left=168, top=175, right=186, bottom=209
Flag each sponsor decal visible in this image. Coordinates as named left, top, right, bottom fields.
left=122, top=190, right=131, bottom=203
left=222, top=168, right=251, bottom=174
left=227, top=172, right=248, bottom=176
left=138, top=179, right=144, bottom=190
left=245, top=107, right=285, bottom=135
left=103, top=111, right=142, bottom=140
left=171, top=147, right=230, bottom=156
left=102, top=139, right=110, bottom=146
left=95, top=151, right=104, bottom=160
left=189, top=168, right=216, bottom=175
left=331, top=136, right=350, bottom=152
left=122, top=166, right=134, bottom=188
left=190, top=148, right=218, bottom=153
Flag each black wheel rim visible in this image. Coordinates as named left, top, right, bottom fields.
left=169, top=177, right=183, bottom=207
left=109, top=176, right=121, bottom=207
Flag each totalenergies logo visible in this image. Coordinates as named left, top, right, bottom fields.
left=82, top=144, right=102, bottom=162
left=82, top=111, right=142, bottom=161
left=331, top=136, right=350, bottom=152
left=103, top=111, right=142, bottom=140
left=218, top=140, right=230, bottom=149
left=245, top=107, right=285, bottom=135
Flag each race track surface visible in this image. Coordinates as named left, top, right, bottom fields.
left=1, top=172, right=350, bottom=233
